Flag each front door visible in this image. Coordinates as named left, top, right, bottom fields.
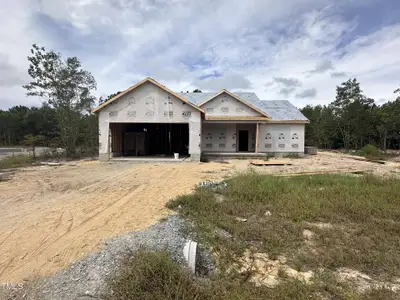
left=238, top=130, right=249, bottom=152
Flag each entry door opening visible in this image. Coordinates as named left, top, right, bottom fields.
left=238, top=130, right=249, bottom=152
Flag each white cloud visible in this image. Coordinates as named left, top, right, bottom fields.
left=192, top=74, right=252, bottom=91
left=0, top=0, right=398, bottom=109
left=273, top=77, right=302, bottom=88
left=296, top=88, right=317, bottom=98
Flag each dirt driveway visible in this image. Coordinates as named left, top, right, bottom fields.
left=0, top=161, right=231, bottom=282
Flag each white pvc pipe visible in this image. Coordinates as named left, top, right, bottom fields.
left=183, top=240, right=197, bottom=273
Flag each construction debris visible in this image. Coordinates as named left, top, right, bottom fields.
left=250, top=160, right=293, bottom=166
left=347, top=156, right=386, bottom=164
left=198, top=180, right=227, bottom=193
left=275, top=168, right=372, bottom=177
left=305, top=146, right=318, bottom=155
left=40, top=162, right=62, bottom=166
left=199, top=180, right=226, bottom=187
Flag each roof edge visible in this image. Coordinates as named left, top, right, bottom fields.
left=199, top=90, right=271, bottom=118
left=92, top=77, right=204, bottom=113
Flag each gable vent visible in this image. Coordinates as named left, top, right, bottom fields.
left=236, top=108, right=244, bottom=114
left=206, top=108, right=214, bottom=113
left=127, top=110, right=136, bottom=117
left=221, top=107, right=229, bottom=113
left=145, top=111, right=154, bottom=117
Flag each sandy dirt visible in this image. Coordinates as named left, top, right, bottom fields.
left=0, top=152, right=399, bottom=284
left=231, top=151, right=400, bottom=177
left=0, top=161, right=231, bottom=283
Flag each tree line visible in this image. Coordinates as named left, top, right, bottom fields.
left=301, top=79, right=400, bottom=150
left=1, top=44, right=399, bottom=158
left=0, top=105, right=98, bottom=155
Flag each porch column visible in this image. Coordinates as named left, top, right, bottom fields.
left=255, top=123, right=259, bottom=153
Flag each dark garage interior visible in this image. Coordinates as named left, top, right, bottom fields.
left=110, top=123, right=189, bottom=157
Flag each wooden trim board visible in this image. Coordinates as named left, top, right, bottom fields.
left=274, top=169, right=373, bottom=177
left=250, top=160, right=293, bottom=166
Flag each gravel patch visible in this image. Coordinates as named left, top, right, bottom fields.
left=8, top=216, right=195, bottom=300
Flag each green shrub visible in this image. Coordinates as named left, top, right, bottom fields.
left=361, top=144, right=380, bottom=157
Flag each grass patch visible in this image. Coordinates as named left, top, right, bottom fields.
left=105, top=173, right=400, bottom=300
left=103, top=250, right=201, bottom=300
left=104, top=250, right=386, bottom=300
left=168, top=173, right=400, bottom=280
left=0, top=155, right=36, bottom=170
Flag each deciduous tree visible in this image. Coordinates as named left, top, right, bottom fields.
left=23, top=44, right=97, bottom=156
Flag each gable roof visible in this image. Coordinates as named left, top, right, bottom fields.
left=180, top=92, right=309, bottom=122
left=92, top=77, right=204, bottom=113
left=197, top=90, right=271, bottom=118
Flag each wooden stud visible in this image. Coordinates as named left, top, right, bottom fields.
left=255, top=123, right=259, bottom=153
left=108, top=124, right=112, bottom=158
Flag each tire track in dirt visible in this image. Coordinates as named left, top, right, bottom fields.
left=5, top=184, right=146, bottom=281
left=0, top=228, right=17, bottom=247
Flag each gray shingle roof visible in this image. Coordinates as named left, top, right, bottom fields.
left=177, top=92, right=216, bottom=105
left=179, top=92, right=308, bottom=121
left=247, top=99, right=309, bottom=121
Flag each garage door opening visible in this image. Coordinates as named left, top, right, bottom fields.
left=110, top=123, right=189, bottom=157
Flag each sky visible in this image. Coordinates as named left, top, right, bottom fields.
left=1, top=0, right=400, bottom=109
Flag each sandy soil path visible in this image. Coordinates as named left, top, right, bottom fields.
left=0, top=161, right=231, bottom=282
